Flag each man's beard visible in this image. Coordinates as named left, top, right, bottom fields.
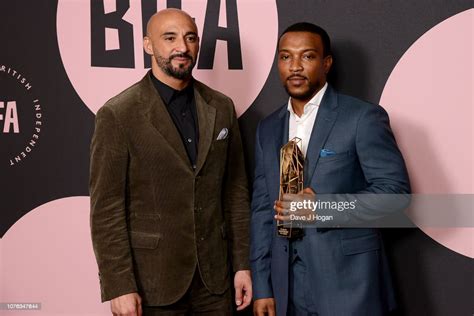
left=283, top=77, right=320, bottom=102
left=156, top=53, right=195, bottom=80
left=283, top=83, right=316, bottom=101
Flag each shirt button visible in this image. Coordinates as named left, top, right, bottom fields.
left=200, top=237, right=205, bottom=241
left=181, top=112, right=186, bottom=117
left=187, top=138, right=192, bottom=143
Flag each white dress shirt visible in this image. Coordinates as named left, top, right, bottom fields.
left=287, top=82, right=328, bottom=157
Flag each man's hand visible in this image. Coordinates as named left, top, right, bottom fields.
left=234, top=270, right=252, bottom=311
left=110, top=292, right=142, bottom=316
left=253, top=298, right=276, bottom=316
left=274, top=187, right=316, bottom=222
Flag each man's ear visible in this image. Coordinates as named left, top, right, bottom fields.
left=143, top=37, right=153, bottom=55
left=324, top=55, right=333, bottom=74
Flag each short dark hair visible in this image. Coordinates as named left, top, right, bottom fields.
left=279, top=22, right=332, bottom=57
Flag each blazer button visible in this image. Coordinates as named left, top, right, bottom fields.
left=200, top=237, right=205, bottom=241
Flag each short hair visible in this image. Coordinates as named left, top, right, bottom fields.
left=279, top=22, right=332, bottom=57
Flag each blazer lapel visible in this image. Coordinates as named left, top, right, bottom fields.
left=280, top=110, right=290, bottom=154
left=140, top=74, right=190, bottom=166
left=304, top=85, right=339, bottom=186
left=194, top=84, right=216, bottom=174
left=268, top=106, right=289, bottom=201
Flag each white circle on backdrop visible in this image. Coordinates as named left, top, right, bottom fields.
left=380, top=9, right=473, bottom=258
left=56, top=0, right=278, bottom=117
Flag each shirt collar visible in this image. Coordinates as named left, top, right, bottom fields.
left=150, top=72, right=194, bottom=106
left=287, top=82, right=328, bottom=116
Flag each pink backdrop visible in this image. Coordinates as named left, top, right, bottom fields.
left=1, top=6, right=472, bottom=315
left=381, top=9, right=473, bottom=258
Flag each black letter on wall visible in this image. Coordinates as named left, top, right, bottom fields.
left=198, top=0, right=243, bottom=69
left=91, top=0, right=134, bottom=68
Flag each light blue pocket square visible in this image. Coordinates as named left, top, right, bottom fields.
left=320, top=149, right=336, bottom=157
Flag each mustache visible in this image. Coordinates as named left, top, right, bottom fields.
left=170, top=53, right=193, bottom=61
left=287, top=74, right=307, bottom=81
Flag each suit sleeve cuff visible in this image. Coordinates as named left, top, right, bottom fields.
left=253, top=286, right=274, bottom=300
left=251, top=272, right=274, bottom=299
left=232, top=261, right=250, bottom=273
left=100, top=273, right=138, bottom=302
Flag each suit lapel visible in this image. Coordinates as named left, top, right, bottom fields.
left=141, top=73, right=190, bottom=166
left=272, top=108, right=289, bottom=162
left=304, top=85, right=339, bottom=186
left=280, top=111, right=290, bottom=153
left=194, top=84, right=216, bottom=174
left=267, top=106, right=289, bottom=201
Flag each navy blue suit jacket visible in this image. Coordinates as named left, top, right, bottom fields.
left=250, top=85, right=410, bottom=315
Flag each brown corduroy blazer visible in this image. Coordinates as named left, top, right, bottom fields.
left=89, top=73, right=250, bottom=306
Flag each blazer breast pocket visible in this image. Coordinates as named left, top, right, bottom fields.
left=317, top=150, right=354, bottom=163
left=314, top=151, right=356, bottom=176
left=211, top=138, right=229, bottom=152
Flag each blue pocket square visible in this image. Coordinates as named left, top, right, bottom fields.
left=320, top=149, right=336, bottom=157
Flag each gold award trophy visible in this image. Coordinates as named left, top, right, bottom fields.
left=278, top=137, right=305, bottom=238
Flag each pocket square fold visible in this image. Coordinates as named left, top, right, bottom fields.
left=320, top=149, right=336, bottom=157
left=216, top=128, right=229, bottom=140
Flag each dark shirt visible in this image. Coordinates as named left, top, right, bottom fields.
left=150, top=73, right=199, bottom=168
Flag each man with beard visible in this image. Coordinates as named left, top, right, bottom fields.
left=90, top=9, right=252, bottom=315
left=251, top=23, right=410, bottom=315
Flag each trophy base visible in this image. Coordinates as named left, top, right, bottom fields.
left=277, top=224, right=304, bottom=239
